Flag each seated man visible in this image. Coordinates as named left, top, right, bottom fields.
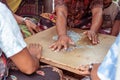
left=50, top=0, right=103, bottom=51
left=0, top=2, right=63, bottom=80
left=100, top=0, right=120, bottom=36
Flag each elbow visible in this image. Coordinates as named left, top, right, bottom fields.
left=21, top=65, right=38, bottom=75
left=22, top=66, right=37, bottom=75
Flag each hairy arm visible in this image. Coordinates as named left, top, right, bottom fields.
left=85, top=7, right=103, bottom=44
left=91, top=7, right=102, bottom=33
left=10, top=43, right=42, bottom=75
left=49, top=1, right=74, bottom=51
left=55, top=4, right=68, bottom=36
left=10, top=47, right=40, bottom=74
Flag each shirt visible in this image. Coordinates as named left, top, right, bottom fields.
left=97, top=33, right=120, bottom=80
left=0, top=2, right=26, bottom=58
left=102, top=1, right=119, bottom=28
left=54, top=0, right=103, bottom=27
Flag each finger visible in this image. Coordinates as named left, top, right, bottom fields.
left=51, top=45, right=58, bottom=51
left=94, top=34, right=99, bottom=44
left=36, top=43, right=40, bottom=48
left=55, top=45, right=62, bottom=52
left=83, top=31, right=88, bottom=35
left=34, top=26, right=40, bottom=32
left=29, top=43, right=34, bottom=49
left=91, top=34, right=98, bottom=44
left=36, top=26, right=42, bottom=32
left=87, top=32, right=92, bottom=40
left=29, top=28, right=35, bottom=35
left=49, top=43, right=56, bottom=48
left=28, top=43, right=32, bottom=49
left=78, top=65, right=91, bottom=73
left=63, top=43, right=68, bottom=50
left=69, top=39, right=75, bottom=45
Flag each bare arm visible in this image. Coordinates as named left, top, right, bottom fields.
left=13, top=14, right=41, bottom=34
left=91, top=7, right=102, bottom=33
left=56, top=5, right=67, bottom=36
left=111, top=20, right=120, bottom=36
left=84, top=7, right=102, bottom=44
left=10, top=44, right=42, bottom=75
left=49, top=4, right=74, bottom=51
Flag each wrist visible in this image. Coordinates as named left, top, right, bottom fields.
left=22, top=17, right=31, bottom=24
left=58, top=34, right=68, bottom=38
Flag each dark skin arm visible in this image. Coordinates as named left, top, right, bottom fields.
left=84, top=7, right=103, bottom=44
left=10, top=44, right=42, bottom=74
left=111, top=20, right=120, bottom=36
left=50, top=5, right=74, bottom=51
left=50, top=0, right=102, bottom=51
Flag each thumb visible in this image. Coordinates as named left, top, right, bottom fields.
left=83, top=31, right=88, bottom=35
left=69, top=39, right=75, bottom=45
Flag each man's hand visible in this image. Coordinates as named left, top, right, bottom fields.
left=28, top=43, right=42, bottom=59
left=49, top=35, right=74, bottom=51
left=24, top=19, right=41, bottom=35
left=84, top=30, right=99, bottom=45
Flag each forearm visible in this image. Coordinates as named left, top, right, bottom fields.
left=56, top=5, right=68, bottom=36
left=111, top=20, right=120, bottom=36
left=91, top=8, right=102, bottom=33
left=13, top=14, right=24, bottom=24
left=11, top=48, right=40, bottom=74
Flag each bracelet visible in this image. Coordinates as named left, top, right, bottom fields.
left=88, top=63, right=94, bottom=72
left=22, top=17, right=31, bottom=24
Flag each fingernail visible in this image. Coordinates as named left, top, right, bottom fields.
left=56, top=49, right=59, bottom=52
left=64, top=48, right=67, bottom=50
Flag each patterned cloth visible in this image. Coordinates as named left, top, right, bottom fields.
left=97, top=33, right=120, bottom=80
left=54, top=0, right=103, bottom=28
left=6, top=65, right=63, bottom=80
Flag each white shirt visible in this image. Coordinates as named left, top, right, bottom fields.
left=0, top=2, right=26, bottom=58
left=98, top=33, right=120, bottom=80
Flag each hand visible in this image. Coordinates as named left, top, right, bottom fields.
left=78, top=65, right=91, bottom=76
left=83, top=30, right=99, bottom=45
left=28, top=43, right=42, bottom=59
left=49, top=35, right=74, bottom=51
left=78, top=63, right=100, bottom=79
left=24, top=20, right=41, bottom=35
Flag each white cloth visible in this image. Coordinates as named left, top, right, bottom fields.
left=97, top=33, right=120, bottom=80
left=0, top=2, right=26, bottom=58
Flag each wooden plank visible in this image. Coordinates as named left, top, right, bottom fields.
left=25, top=27, right=116, bottom=75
